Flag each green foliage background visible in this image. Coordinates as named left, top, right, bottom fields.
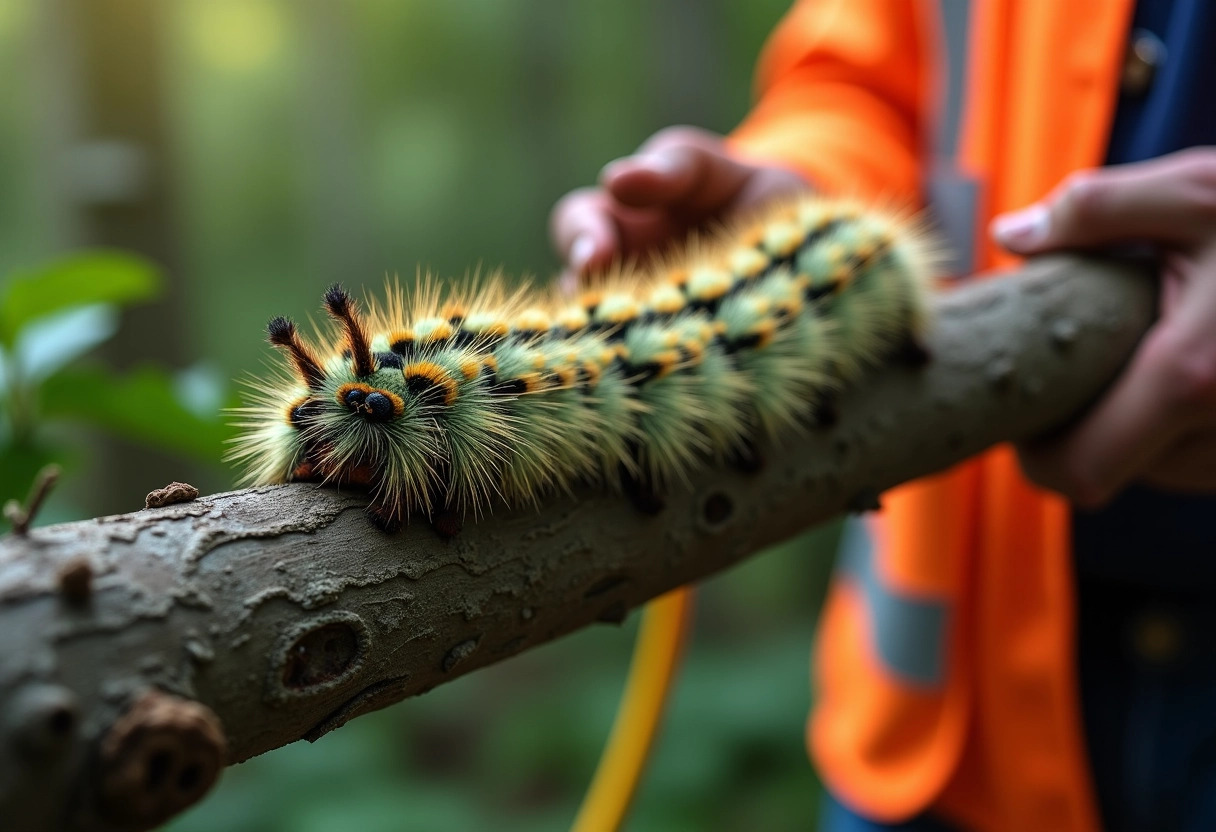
left=0, top=1, right=842, bottom=828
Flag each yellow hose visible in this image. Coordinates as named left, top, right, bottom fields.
left=570, top=586, right=695, bottom=832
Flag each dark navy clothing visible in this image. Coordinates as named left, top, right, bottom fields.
left=824, top=0, right=1216, bottom=830
left=1075, top=0, right=1216, bottom=829
left=1102, top=0, right=1216, bottom=165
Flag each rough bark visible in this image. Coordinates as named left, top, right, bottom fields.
left=0, top=256, right=1154, bottom=831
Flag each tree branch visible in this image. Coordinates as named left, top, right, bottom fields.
left=0, top=256, right=1154, bottom=831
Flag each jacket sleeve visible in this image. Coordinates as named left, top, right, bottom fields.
left=728, top=0, right=938, bottom=205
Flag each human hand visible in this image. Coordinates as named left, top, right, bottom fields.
left=549, top=126, right=810, bottom=291
left=993, top=148, right=1216, bottom=507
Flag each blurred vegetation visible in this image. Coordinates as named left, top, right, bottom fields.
left=0, top=251, right=234, bottom=530
left=0, top=0, right=842, bottom=828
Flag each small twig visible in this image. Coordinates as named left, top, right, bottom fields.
left=4, top=464, right=61, bottom=535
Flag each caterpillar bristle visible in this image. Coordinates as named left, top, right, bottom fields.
left=230, top=195, right=936, bottom=527
left=324, top=283, right=375, bottom=377
left=266, top=316, right=325, bottom=388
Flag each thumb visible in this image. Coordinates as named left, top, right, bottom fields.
left=991, top=150, right=1216, bottom=255
left=602, top=130, right=754, bottom=214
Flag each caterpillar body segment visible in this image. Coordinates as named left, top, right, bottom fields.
left=229, top=195, right=934, bottom=530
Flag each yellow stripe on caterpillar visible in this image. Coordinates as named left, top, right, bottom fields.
left=515, top=308, right=551, bottom=333
left=595, top=295, right=641, bottom=326
left=414, top=318, right=454, bottom=342
left=729, top=246, right=771, bottom=279
left=556, top=307, right=590, bottom=331
left=686, top=267, right=733, bottom=303
left=648, top=284, right=687, bottom=315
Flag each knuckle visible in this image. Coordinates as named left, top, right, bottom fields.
left=642, top=125, right=719, bottom=154
left=1017, top=443, right=1110, bottom=508
left=1165, top=352, right=1216, bottom=407
left=548, top=188, right=601, bottom=250
left=1163, top=150, right=1216, bottom=220
left=550, top=187, right=599, bottom=226
left=1173, top=146, right=1216, bottom=179
left=1147, top=330, right=1216, bottom=409
left=1056, top=170, right=1106, bottom=218
left=1188, top=177, right=1216, bottom=222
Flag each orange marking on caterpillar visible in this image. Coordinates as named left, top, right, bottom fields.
left=518, top=372, right=545, bottom=393
left=284, top=395, right=314, bottom=425
left=389, top=329, right=415, bottom=352
left=664, top=268, right=689, bottom=288
left=652, top=349, right=679, bottom=379
left=738, top=224, right=766, bottom=248
left=580, top=360, right=602, bottom=389
left=553, top=365, right=578, bottom=388
left=824, top=242, right=847, bottom=264
left=750, top=320, right=778, bottom=349
left=831, top=265, right=854, bottom=290
left=459, top=359, right=482, bottom=381
left=403, top=362, right=458, bottom=406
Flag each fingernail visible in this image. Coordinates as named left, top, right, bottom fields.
left=636, top=151, right=682, bottom=177
left=991, top=204, right=1050, bottom=249
left=600, top=158, right=629, bottom=180
left=569, top=234, right=596, bottom=271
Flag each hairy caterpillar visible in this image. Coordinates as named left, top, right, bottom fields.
left=228, top=195, right=934, bottom=531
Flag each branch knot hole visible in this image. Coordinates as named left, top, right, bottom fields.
left=268, top=612, right=369, bottom=704
left=697, top=490, right=735, bottom=533
left=96, top=690, right=227, bottom=829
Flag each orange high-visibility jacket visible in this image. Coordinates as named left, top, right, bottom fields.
left=730, top=1, right=1137, bottom=830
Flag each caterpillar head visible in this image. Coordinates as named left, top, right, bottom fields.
left=264, top=285, right=445, bottom=514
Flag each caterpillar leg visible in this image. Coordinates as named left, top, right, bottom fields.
left=366, top=499, right=404, bottom=533
left=808, top=392, right=839, bottom=429
left=893, top=335, right=932, bottom=368
left=430, top=507, right=463, bottom=540
left=619, top=462, right=666, bottom=515
left=290, top=460, right=325, bottom=483
left=726, top=437, right=765, bottom=474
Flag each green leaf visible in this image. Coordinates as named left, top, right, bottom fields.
left=0, top=251, right=161, bottom=348
left=39, top=364, right=236, bottom=464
